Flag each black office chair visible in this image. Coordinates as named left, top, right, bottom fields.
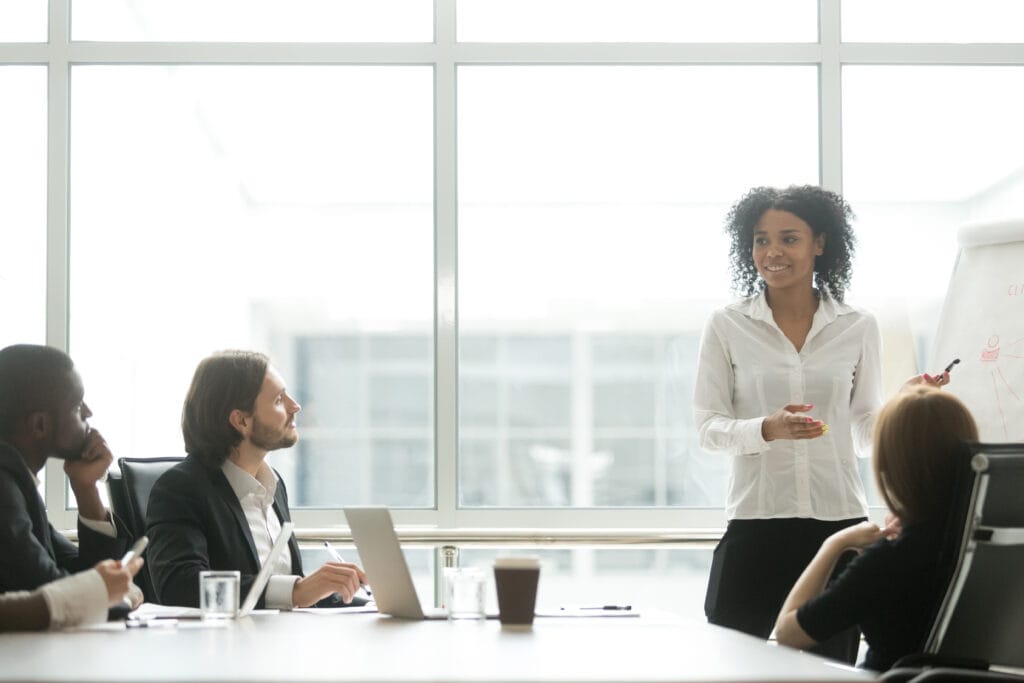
left=105, top=467, right=133, bottom=537
left=116, top=456, right=184, bottom=603
left=882, top=442, right=1024, bottom=683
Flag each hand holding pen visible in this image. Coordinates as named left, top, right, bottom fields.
left=323, top=541, right=372, bottom=598
left=922, top=357, right=959, bottom=387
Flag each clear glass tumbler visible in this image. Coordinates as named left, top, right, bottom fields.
left=199, top=570, right=240, bottom=619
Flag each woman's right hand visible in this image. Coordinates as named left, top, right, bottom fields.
left=761, top=404, right=827, bottom=441
left=95, top=557, right=144, bottom=607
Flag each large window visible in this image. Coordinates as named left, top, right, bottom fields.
left=71, top=0, right=432, bottom=42
left=843, top=65, right=1024, bottom=371
left=842, top=0, right=1024, bottom=43
left=456, top=0, right=816, bottom=42
left=7, top=2, right=1023, bottom=540
left=68, top=65, right=434, bottom=506
left=0, top=66, right=46, bottom=349
left=457, top=65, right=818, bottom=508
left=0, top=1, right=47, bottom=42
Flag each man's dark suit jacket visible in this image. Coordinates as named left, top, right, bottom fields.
left=146, top=452, right=308, bottom=609
left=0, top=440, right=127, bottom=593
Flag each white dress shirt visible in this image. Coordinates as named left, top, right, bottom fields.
left=693, top=290, right=883, bottom=521
left=220, top=460, right=298, bottom=609
left=38, top=568, right=109, bottom=628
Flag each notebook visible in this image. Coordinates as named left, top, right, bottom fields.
left=344, top=507, right=495, bottom=620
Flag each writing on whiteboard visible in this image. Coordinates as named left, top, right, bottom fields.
left=932, top=219, right=1024, bottom=442
left=980, top=333, right=1024, bottom=440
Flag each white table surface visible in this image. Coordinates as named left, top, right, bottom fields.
left=0, top=609, right=875, bottom=683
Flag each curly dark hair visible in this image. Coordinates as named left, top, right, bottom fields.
left=724, top=185, right=856, bottom=302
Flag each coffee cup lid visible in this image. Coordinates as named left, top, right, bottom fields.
left=493, top=556, right=540, bottom=569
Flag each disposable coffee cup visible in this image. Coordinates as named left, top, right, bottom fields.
left=493, top=556, right=540, bottom=626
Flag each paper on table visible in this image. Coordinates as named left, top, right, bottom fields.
left=130, top=603, right=203, bottom=620
left=292, top=605, right=379, bottom=615
left=63, top=621, right=128, bottom=632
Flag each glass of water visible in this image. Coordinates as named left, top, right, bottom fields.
left=199, top=570, right=240, bottom=619
left=444, top=567, right=487, bottom=620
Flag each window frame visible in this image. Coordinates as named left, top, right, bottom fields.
left=6, top=0, right=1021, bottom=530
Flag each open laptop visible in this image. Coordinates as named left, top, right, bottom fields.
left=345, top=506, right=492, bottom=620
left=238, top=521, right=294, bottom=616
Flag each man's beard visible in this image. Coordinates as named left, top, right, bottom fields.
left=53, top=426, right=90, bottom=461
left=249, top=415, right=297, bottom=451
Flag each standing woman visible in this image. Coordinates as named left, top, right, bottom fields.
left=694, top=185, right=943, bottom=662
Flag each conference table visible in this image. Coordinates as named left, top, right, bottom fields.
left=0, top=608, right=875, bottom=683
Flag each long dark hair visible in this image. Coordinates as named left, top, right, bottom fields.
left=181, top=350, right=268, bottom=467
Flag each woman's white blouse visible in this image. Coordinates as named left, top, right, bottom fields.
left=693, top=291, right=883, bottom=521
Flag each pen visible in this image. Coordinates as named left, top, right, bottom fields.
left=578, top=605, right=632, bottom=611
left=322, top=541, right=372, bottom=597
left=126, top=618, right=177, bottom=629
left=121, top=536, right=149, bottom=564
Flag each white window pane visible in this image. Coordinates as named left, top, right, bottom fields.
left=0, top=0, right=46, bottom=42
left=457, top=66, right=819, bottom=508
left=0, top=67, right=46, bottom=348
left=72, top=0, right=432, bottom=42
left=458, top=0, right=816, bottom=43
left=69, top=66, right=434, bottom=508
left=842, top=0, right=1024, bottom=43
left=843, top=66, right=1024, bottom=469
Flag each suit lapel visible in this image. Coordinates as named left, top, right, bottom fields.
left=210, top=469, right=261, bottom=569
left=0, top=442, right=56, bottom=558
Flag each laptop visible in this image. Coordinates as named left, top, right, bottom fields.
left=238, top=521, right=294, bottom=616
left=345, top=507, right=492, bottom=620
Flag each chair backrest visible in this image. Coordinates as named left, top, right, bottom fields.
left=105, top=467, right=133, bottom=536
left=117, top=457, right=184, bottom=604
left=925, top=442, right=1024, bottom=669
left=118, top=457, right=184, bottom=538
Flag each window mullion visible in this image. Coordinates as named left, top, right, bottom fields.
left=434, top=0, right=458, bottom=527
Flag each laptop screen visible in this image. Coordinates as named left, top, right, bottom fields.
left=239, top=521, right=294, bottom=616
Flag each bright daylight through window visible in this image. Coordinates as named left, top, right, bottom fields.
left=3, top=0, right=1024, bottom=619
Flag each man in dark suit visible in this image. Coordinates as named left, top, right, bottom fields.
left=0, top=344, right=136, bottom=603
left=146, top=350, right=365, bottom=609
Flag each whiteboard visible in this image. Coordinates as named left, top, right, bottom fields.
left=930, top=219, right=1024, bottom=442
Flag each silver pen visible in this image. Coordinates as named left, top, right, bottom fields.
left=322, top=541, right=372, bottom=597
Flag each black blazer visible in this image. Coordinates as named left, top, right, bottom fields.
left=145, top=453, right=304, bottom=608
left=0, top=440, right=127, bottom=593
